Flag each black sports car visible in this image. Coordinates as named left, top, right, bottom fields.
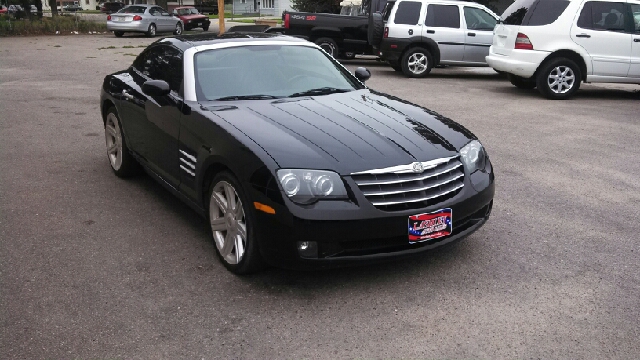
left=99, top=33, right=495, bottom=274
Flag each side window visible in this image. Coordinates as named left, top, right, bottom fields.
left=577, top=1, right=627, bottom=32
left=463, top=7, right=497, bottom=31
left=150, top=7, right=161, bottom=15
left=627, top=3, right=640, bottom=33
left=426, top=4, right=461, bottom=28
left=393, top=1, right=422, bottom=25
left=133, top=46, right=184, bottom=94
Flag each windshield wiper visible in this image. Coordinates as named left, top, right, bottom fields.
left=289, top=87, right=352, bottom=98
left=215, top=94, right=282, bottom=101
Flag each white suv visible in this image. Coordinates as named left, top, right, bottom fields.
left=487, top=0, right=640, bottom=99
left=377, top=0, right=500, bottom=77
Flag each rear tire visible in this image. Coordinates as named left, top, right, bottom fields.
left=113, top=31, right=124, bottom=37
left=508, top=74, right=536, bottom=89
left=401, top=47, right=433, bottom=78
left=315, top=37, right=338, bottom=58
left=146, top=23, right=156, bottom=37
left=367, top=11, right=384, bottom=46
left=208, top=171, right=265, bottom=274
left=536, top=57, right=581, bottom=100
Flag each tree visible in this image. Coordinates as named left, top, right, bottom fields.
left=292, top=0, right=339, bottom=13
left=49, top=0, right=58, bottom=17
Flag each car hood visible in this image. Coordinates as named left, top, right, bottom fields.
left=201, top=89, right=476, bottom=175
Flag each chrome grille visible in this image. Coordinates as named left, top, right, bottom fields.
left=350, top=156, right=465, bottom=211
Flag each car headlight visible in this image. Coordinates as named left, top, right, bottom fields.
left=276, top=169, right=348, bottom=204
left=460, top=140, right=487, bottom=173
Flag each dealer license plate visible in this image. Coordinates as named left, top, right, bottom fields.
left=408, top=208, right=452, bottom=243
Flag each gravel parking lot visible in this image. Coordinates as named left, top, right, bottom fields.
left=1, top=34, right=639, bottom=359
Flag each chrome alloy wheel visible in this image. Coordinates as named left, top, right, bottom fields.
left=175, top=23, right=182, bottom=35
left=407, top=52, right=428, bottom=75
left=209, top=181, right=247, bottom=265
left=104, top=113, right=123, bottom=171
left=547, top=66, right=575, bottom=94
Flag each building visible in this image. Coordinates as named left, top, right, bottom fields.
left=230, top=0, right=292, bottom=16
left=41, top=0, right=158, bottom=11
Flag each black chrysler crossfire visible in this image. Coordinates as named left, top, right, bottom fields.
left=100, top=33, right=495, bottom=274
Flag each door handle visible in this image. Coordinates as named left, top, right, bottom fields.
left=427, top=29, right=435, bottom=34
left=122, top=90, right=135, bottom=101
left=575, top=34, right=591, bottom=38
left=634, top=38, right=640, bottom=42
left=467, top=32, right=476, bottom=37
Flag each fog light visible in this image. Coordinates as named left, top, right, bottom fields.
left=297, top=241, right=318, bottom=259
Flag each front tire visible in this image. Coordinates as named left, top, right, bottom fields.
left=208, top=172, right=265, bottom=274
left=146, top=23, right=156, bottom=37
left=401, top=47, right=433, bottom=78
left=173, top=22, right=183, bottom=35
left=508, top=74, right=536, bottom=89
left=202, top=25, right=209, bottom=31
left=315, top=37, right=338, bottom=58
left=536, top=57, right=581, bottom=100
left=104, top=107, right=139, bottom=178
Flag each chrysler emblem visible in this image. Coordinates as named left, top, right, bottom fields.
left=411, top=162, right=424, bottom=173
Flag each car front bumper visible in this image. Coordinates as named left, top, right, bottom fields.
left=183, top=18, right=210, bottom=29
left=107, top=20, right=150, bottom=32
left=249, top=161, right=495, bottom=270
left=486, top=47, right=549, bottom=78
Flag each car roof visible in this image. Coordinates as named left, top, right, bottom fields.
left=175, top=6, right=195, bottom=9
left=156, top=33, right=310, bottom=52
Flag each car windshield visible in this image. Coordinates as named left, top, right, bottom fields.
left=176, top=8, right=195, bottom=15
left=190, top=8, right=199, bottom=14
left=118, top=5, right=145, bottom=13
left=194, top=45, right=364, bottom=101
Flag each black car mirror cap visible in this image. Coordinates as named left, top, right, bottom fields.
left=142, top=80, right=171, bottom=97
left=354, top=67, right=371, bottom=82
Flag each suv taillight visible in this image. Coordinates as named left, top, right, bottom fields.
left=106, top=15, right=111, bottom=20
left=284, top=13, right=290, bottom=29
left=383, top=26, right=389, bottom=38
left=133, top=15, right=142, bottom=21
left=515, top=32, right=533, bottom=50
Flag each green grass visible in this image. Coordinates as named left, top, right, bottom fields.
left=123, top=53, right=137, bottom=56
left=207, top=12, right=276, bottom=19
left=122, top=45, right=134, bottom=48
left=231, top=18, right=282, bottom=24
left=0, top=16, right=106, bottom=36
left=98, top=45, right=117, bottom=50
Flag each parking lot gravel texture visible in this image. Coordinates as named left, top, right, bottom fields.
left=1, top=35, right=639, bottom=359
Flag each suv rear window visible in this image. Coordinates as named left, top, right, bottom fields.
left=425, top=4, right=461, bottom=28
left=393, top=1, right=422, bottom=25
left=502, top=0, right=569, bottom=26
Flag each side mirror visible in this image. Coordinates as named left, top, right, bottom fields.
left=142, top=80, right=171, bottom=97
left=354, top=67, right=371, bottom=82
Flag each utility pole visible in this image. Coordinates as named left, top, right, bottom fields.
left=218, top=0, right=224, bottom=34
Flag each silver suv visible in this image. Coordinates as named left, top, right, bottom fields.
left=377, top=0, right=499, bottom=77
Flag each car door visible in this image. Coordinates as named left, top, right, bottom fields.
left=629, top=1, right=640, bottom=76
left=149, top=7, right=167, bottom=31
left=387, top=1, right=425, bottom=43
left=572, top=0, right=631, bottom=77
left=424, top=4, right=464, bottom=62
left=462, top=6, right=497, bottom=63
left=122, top=45, right=184, bottom=187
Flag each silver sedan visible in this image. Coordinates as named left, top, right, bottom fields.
left=107, top=4, right=183, bottom=38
